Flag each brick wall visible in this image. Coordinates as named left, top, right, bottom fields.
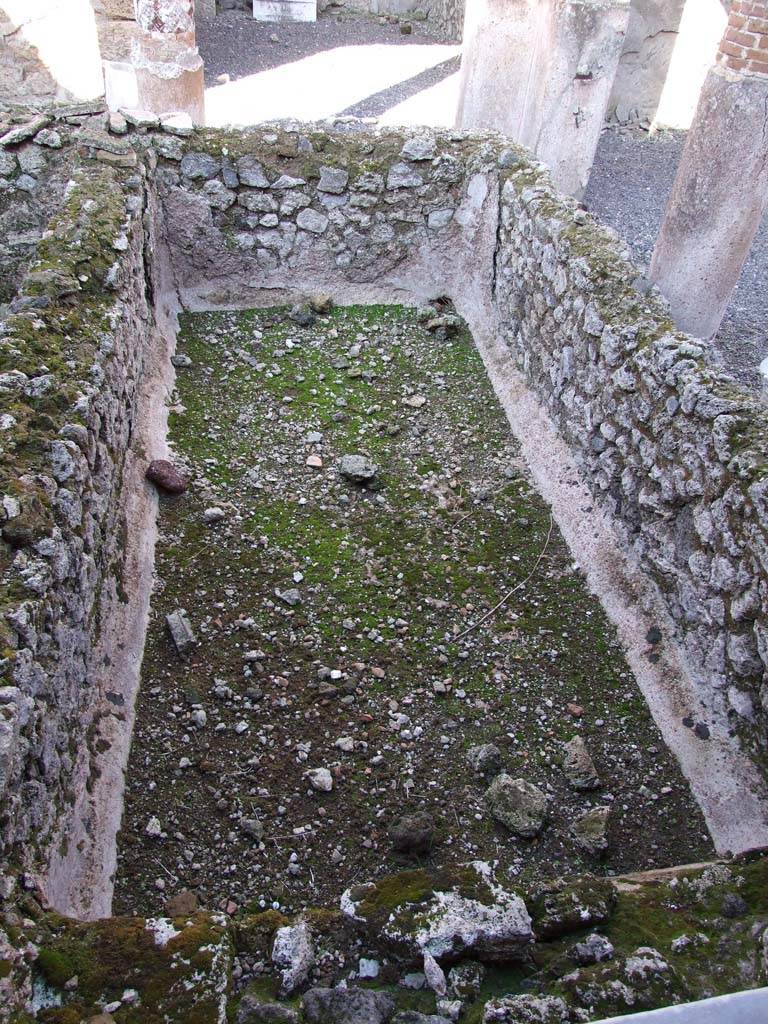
left=719, top=0, right=768, bottom=76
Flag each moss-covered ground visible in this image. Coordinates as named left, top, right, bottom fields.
left=113, top=304, right=712, bottom=920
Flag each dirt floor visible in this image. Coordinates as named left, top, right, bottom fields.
left=113, top=305, right=713, bottom=919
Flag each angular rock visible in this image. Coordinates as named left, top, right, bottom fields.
left=401, top=135, right=437, bottom=161
left=272, top=920, right=314, bottom=996
left=166, top=609, right=196, bottom=657
left=146, top=459, right=188, bottom=495
left=318, top=166, right=349, bottom=193
left=571, top=932, right=614, bottom=965
left=484, top=775, right=547, bottom=838
left=341, top=865, right=532, bottom=963
left=529, top=875, right=616, bottom=940
left=572, top=805, right=609, bottom=857
left=562, top=736, right=600, bottom=791
left=339, top=454, right=377, bottom=484
left=482, top=994, right=575, bottom=1023
left=237, top=155, right=270, bottom=187
left=387, top=162, right=424, bottom=189
left=302, top=987, right=395, bottom=1024
left=466, top=743, right=502, bottom=777
left=237, top=995, right=300, bottom=1023
left=180, top=152, right=220, bottom=180
left=306, top=767, right=333, bottom=792
left=296, top=208, right=329, bottom=234
left=389, top=811, right=437, bottom=856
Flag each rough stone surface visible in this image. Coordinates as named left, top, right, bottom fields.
left=484, top=775, right=547, bottom=837
left=302, top=986, right=395, bottom=1024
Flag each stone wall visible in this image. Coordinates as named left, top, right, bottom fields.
left=151, top=122, right=499, bottom=309
left=1, top=114, right=767, bottom=914
left=155, top=121, right=768, bottom=766
left=0, top=119, right=155, bottom=890
left=495, top=162, right=768, bottom=763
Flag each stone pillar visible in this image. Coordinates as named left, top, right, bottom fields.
left=456, top=0, right=630, bottom=199
left=132, top=0, right=205, bottom=123
left=649, top=0, right=768, bottom=340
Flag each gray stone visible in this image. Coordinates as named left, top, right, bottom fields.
left=427, top=208, right=453, bottom=230
left=271, top=174, right=306, bottom=189
left=237, top=155, right=270, bottom=187
left=482, top=994, right=574, bottom=1023
left=571, top=932, right=614, bottom=965
left=237, top=995, right=300, bottom=1023
left=166, top=610, right=195, bottom=657
left=318, top=166, right=349, bottom=194
left=571, top=805, right=609, bottom=856
left=339, top=454, right=377, bottom=484
left=484, top=775, right=547, bottom=837
left=180, top=152, right=220, bottom=179
left=296, top=208, right=329, bottom=234
left=302, top=987, right=395, bottom=1024
left=386, top=162, right=424, bottom=189
left=562, top=736, right=600, bottom=791
left=306, top=767, right=333, bottom=791
left=401, top=135, right=436, bottom=161
left=466, top=743, right=502, bottom=776
left=34, top=128, right=62, bottom=149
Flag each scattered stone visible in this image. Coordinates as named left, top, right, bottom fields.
left=146, top=459, right=188, bottom=495
left=160, top=112, right=194, bottom=137
left=165, top=890, right=198, bottom=917
left=237, top=997, right=300, bottom=1023
left=0, top=115, right=51, bottom=147
left=482, top=995, right=574, bottom=1023
left=339, top=454, right=378, bottom=484
left=562, top=736, right=601, bottom=791
left=484, top=775, right=547, bottom=838
left=240, top=817, right=264, bottom=841
left=572, top=805, right=610, bottom=856
left=166, top=609, right=196, bottom=657
left=389, top=811, right=437, bottom=855
left=722, top=892, right=749, bottom=918
left=571, top=932, right=614, bottom=965
left=305, top=768, right=333, bottom=792
left=272, top=920, right=314, bottom=996
left=108, top=112, right=128, bottom=134
left=466, top=743, right=502, bottom=777
left=302, top=987, right=395, bottom=1024
left=358, top=957, right=380, bottom=978
left=289, top=302, right=316, bottom=326
left=276, top=588, right=302, bottom=606
left=237, top=155, right=270, bottom=187
left=529, top=875, right=616, bottom=939
left=202, top=506, right=227, bottom=524
left=624, top=946, right=669, bottom=983
left=306, top=454, right=323, bottom=468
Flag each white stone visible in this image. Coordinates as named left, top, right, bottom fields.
left=306, top=767, right=333, bottom=791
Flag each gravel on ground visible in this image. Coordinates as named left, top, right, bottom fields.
left=113, top=304, right=713, bottom=920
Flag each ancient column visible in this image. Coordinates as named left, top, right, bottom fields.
left=132, top=0, right=205, bottom=123
left=649, top=0, right=768, bottom=340
left=456, top=0, right=630, bottom=198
